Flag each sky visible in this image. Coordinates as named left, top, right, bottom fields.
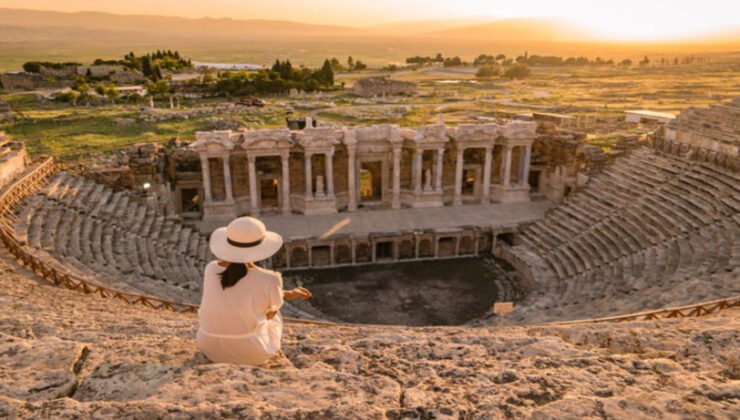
left=1, top=0, right=739, bottom=40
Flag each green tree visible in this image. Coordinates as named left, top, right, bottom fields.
left=22, top=62, right=42, bottom=73
left=153, top=65, right=163, bottom=81
left=145, top=80, right=170, bottom=98
left=502, top=64, right=531, bottom=79
left=475, top=64, right=499, bottom=78
left=329, top=57, right=344, bottom=72
left=72, top=78, right=90, bottom=94
left=106, top=85, right=120, bottom=104
left=318, top=59, right=334, bottom=86
left=142, top=55, right=153, bottom=78
left=347, top=56, right=354, bottom=70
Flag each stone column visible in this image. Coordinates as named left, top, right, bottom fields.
left=435, top=148, right=444, bottom=192
left=248, top=155, right=259, bottom=215
left=392, top=147, right=401, bottom=209
left=223, top=155, right=233, bottom=202
left=502, top=145, right=512, bottom=187
left=281, top=153, right=291, bottom=215
left=482, top=146, right=492, bottom=204
left=347, top=146, right=357, bottom=211
left=304, top=153, right=313, bottom=200
left=453, top=147, right=464, bottom=206
left=413, top=150, right=423, bottom=194
left=200, top=155, right=213, bottom=203
left=522, top=145, right=532, bottom=185
left=325, top=152, right=335, bottom=196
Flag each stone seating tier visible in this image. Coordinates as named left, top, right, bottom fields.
left=509, top=146, right=739, bottom=324
left=16, top=172, right=213, bottom=304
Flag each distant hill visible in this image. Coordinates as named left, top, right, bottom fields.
left=369, top=17, right=493, bottom=35
left=426, top=18, right=592, bottom=42
left=0, top=8, right=363, bottom=38
left=0, top=8, right=737, bottom=71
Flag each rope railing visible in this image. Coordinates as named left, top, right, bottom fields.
left=0, top=159, right=199, bottom=314
left=547, top=295, right=740, bottom=326
left=0, top=158, right=737, bottom=327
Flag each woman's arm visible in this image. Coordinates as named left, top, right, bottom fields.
left=284, top=286, right=312, bottom=300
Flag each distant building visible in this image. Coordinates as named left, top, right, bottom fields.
left=624, top=110, right=676, bottom=125
left=0, top=72, right=44, bottom=90
left=351, top=76, right=417, bottom=97
left=533, top=112, right=577, bottom=129
left=192, top=62, right=266, bottom=71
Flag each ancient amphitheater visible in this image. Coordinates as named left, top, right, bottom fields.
left=0, top=99, right=739, bottom=418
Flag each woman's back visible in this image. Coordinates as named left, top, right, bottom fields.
left=196, top=261, right=284, bottom=365
left=198, top=262, right=284, bottom=335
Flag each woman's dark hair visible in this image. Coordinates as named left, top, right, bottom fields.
left=218, top=263, right=248, bottom=289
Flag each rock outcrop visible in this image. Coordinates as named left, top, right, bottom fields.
left=1, top=257, right=738, bottom=419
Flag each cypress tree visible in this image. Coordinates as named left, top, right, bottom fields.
left=153, top=65, right=163, bottom=81
left=320, top=59, right=334, bottom=86
left=142, top=55, right=153, bottom=78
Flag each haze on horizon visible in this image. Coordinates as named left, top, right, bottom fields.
left=2, top=0, right=738, bottom=41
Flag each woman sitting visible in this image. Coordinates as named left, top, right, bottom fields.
left=197, top=216, right=311, bottom=365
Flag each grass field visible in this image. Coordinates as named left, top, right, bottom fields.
left=2, top=58, right=739, bottom=161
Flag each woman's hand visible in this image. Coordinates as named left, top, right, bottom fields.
left=284, top=287, right=312, bottom=300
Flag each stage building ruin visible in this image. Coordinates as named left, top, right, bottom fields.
left=190, top=118, right=537, bottom=227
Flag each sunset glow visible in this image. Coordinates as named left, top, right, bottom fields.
left=2, top=0, right=738, bottom=40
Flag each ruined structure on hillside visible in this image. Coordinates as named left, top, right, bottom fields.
left=657, top=97, right=740, bottom=170
left=529, top=122, right=608, bottom=201
left=0, top=132, right=30, bottom=189
left=0, top=72, right=45, bottom=90
left=351, top=76, right=417, bottom=97
left=116, top=117, right=637, bottom=226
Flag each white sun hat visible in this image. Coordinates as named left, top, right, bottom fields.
left=209, top=217, right=283, bottom=263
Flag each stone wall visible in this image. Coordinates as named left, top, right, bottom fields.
left=0, top=72, right=44, bottom=90
left=0, top=136, right=30, bottom=190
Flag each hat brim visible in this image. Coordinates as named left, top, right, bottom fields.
left=209, top=228, right=284, bottom=263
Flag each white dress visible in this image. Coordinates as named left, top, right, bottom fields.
left=196, top=262, right=284, bottom=365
